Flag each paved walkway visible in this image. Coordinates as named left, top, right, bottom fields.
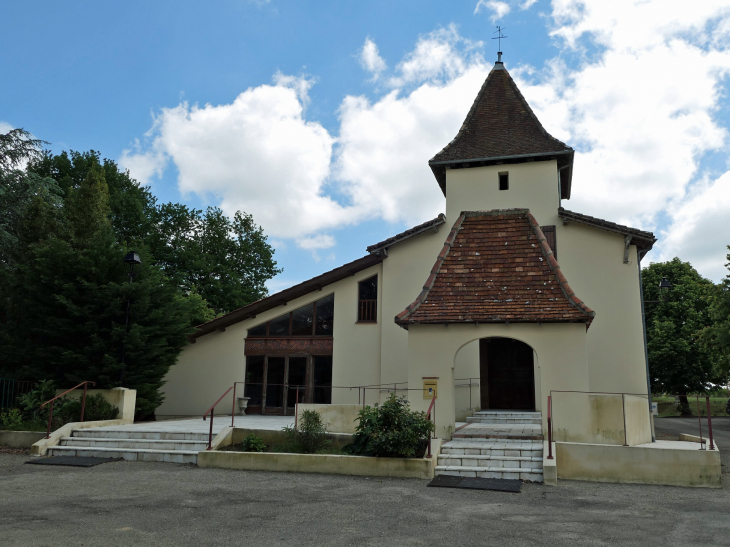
left=96, top=415, right=294, bottom=435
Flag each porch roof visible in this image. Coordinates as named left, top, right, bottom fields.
left=394, top=209, right=595, bottom=328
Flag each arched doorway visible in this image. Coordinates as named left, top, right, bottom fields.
left=479, top=338, right=535, bottom=410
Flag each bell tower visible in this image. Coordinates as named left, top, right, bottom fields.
left=429, top=56, right=574, bottom=224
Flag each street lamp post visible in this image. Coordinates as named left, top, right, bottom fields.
left=120, top=250, right=141, bottom=387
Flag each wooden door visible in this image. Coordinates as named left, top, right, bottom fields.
left=285, top=356, right=308, bottom=415
left=481, top=338, right=535, bottom=410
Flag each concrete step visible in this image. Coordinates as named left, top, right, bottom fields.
left=72, top=429, right=210, bottom=442
left=59, top=437, right=208, bottom=451
left=441, top=440, right=542, bottom=458
left=48, top=445, right=199, bottom=464
left=435, top=465, right=543, bottom=482
left=473, top=411, right=541, bottom=418
left=453, top=430, right=543, bottom=441
left=438, top=454, right=543, bottom=468
left=466, top=416, right=542, bottom=425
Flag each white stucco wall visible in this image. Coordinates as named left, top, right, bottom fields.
left=378, top=226, right=449, bottom=398
left=445, top=160, right=559, bottom=225
left=157, top=263, right=383, bottom=416
left=556, top=222, right=649, bottom=397
left=406, top=322, right=589, bottom=439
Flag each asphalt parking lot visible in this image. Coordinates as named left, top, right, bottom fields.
left=1, top=418, right=728, bottom=547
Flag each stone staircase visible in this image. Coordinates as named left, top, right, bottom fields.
left=47, top=428, right=207, bottom=464
left=435, top=410, right=544, bottom=482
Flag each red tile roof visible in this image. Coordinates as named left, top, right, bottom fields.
left=429, top=64, right=574, bottom=198
left=395, top=209, right=595, bottom=328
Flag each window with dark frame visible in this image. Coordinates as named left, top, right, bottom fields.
left=541, top=225, right=557, bottom=259
left=499, top=172, right=509, bottom=191
left=357, top=275, right=378, bottom=322
left=247, top=294, right=335, bottom=337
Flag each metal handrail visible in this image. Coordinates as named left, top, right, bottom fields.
left=426, top=394, right=437, bottom=458
left=202, top=385, right=234, bottom=450
left=40, top=381, right=96, bottom=439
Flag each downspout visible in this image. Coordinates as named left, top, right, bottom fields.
left=637, top=249, right=655, bottom=442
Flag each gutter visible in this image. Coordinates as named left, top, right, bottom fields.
left=428, top=149, right=573, bottom=167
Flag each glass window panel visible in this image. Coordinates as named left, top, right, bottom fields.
left=247, top=323, right=267, bottom=337
left=291, top=303, right=314, bottom=336
left=313, top=355, right=333, bottom=404
left=287, top=357, right=307, bottom=407
left=315, top=294, right=335, bottom=336
left=244, top=356, right=264, bottom=406
left=268, top=313, right=290, bottom=337
left=266, top=357, right=285, bottom=408
left=358, top=276, right=378, bottom=300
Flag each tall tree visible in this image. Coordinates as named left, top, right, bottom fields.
left=643, top=258, right=723, bottom=412
left=1, top=171, right=211, bottom=415
left=150, top=205, right=281, bottom=315
left=704, top=247, right=730, bottom=375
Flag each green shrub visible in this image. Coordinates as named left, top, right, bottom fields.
left=17, top=380, right=58, bottom=421
left=17, top=381, right=118, bottom=427
left=0, top=408, right=23, bottom=428
left=283, top=410, right=330, bottom=454
left=345, top=394, right=434, bottom=458
left=241, top=433, right=266, bottom=452
left=59, top=394, right=118, bottom=422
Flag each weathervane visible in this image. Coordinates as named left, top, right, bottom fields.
left=492, top=26, right=508, bottom=62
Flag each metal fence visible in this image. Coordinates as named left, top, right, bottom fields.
left=0, top=379, right=35, bottom=410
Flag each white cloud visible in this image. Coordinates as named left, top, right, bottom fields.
left=475, top=0, right=511, bottom=22
left=387, top=25, right=479, bottom=88
left=359, top=38, right=387, bottom=80
left=122, top=74, right=356, bottom=242
left=123, top=5, right=730, bottom=281
left=505, top=0, right=730, bottom=280
left=0, top=121, right=13, bottom=134
left=297, top=234, right=336, bottom=250
left=658, top=173, right=730, bottom=280
left=521, top=0, right=538, bottom=9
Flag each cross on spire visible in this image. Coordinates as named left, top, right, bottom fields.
left=492, top=26, right=508, bottom=63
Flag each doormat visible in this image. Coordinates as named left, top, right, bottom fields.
left=26, top=456, right=122, bottom=468
left=427, top=475, right=521, bottom=493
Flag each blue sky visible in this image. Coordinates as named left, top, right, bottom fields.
left=3, top=1, right=730, bottom=290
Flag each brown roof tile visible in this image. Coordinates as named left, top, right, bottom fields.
left=395, top=209, right=595, bottom=328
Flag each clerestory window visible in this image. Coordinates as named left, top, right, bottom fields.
left=247, top=294, right=334, bottom=337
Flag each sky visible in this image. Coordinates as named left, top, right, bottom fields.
left=2, top=0, right=730, bottom=292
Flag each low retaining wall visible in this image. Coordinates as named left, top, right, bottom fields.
left=201, top=426, right=440, bottom=479
left=556, top=440, right=721, bottom=488
left=0, top=430, right=46, bottom=448
left=297, top=404, right=361, bottom=434
left=199, top=450, right=436, bottom=479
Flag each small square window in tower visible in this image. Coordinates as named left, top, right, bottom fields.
left=358, top=275, right=378, bottom=322
left=499, top=172, right=509, bottom=191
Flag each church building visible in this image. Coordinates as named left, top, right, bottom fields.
left=158, top=56, right=657, bottom=451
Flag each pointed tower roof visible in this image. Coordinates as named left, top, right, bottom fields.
left=429, top=61, right=574, bottom=198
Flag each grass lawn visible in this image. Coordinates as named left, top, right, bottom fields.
left=653, top=396, right=729, bottom=417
